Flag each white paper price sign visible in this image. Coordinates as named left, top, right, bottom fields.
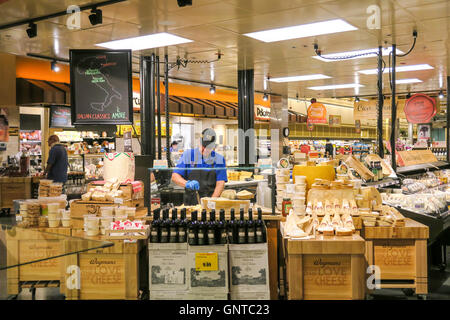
left=114, top=198, right=124, bottom=204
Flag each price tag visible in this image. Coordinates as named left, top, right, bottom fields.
left=114, top=198, right=124, bottom=204
left=16, top=215, right=23, bottom=222
left=195, top=252, right=218, bottom=271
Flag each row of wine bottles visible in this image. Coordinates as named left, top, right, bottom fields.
left=150, top=207, right=266, bottom=245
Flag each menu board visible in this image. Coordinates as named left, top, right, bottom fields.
left=50, top=106, right=73, bottom=128
left=70, top=49, right=133, bottom=125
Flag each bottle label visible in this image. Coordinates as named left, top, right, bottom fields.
left=248, top=231, right=255, bottom=237
left=228, top=231, right=233, bottom=237
left=256, top=231, right=262, bottom=236
left=239, top=232, right=245, bottom=237
left=161, top=231, right=168, bottom=236
left=151, top=231, right=157, bottom=236
left=198, top=233, right=204, bottom=238
left=179, top=231, right=185, bottom=236
left=208, top=232, right=214, bottom=238
left=188, top=233, right=195, bottom=238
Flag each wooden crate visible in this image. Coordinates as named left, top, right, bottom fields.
left=285, top=234, right=366, bottom=300
left=70, top=199, right=145, bottom=218
left=67, top=230, right=145, bottom=300
left=362, top=218, right=429, bottom=295
left=0, top=177, right=32, bottom=209
left=6, top=227, right=72, bottom=296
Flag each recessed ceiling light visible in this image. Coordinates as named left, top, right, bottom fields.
left=96, top=32, right=193, bottom=51
left=308, top=83, right=364, bottom=90
left=312, top=47, right=404, bottom=62
left=358, top=64, right=434, bottom=75
left=269, top=74, right=331, bottom=82
left=395, top=78, right=422, bottom=84
left=243, top=19, right=357, bottom=43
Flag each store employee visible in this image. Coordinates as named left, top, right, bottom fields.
left=171, top=128, right=227, bottom=205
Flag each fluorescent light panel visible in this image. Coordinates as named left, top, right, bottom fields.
left=308, top=83, right=364, bottom=90
left=358, top=64, right=434, bottom=75
left=96, top=32, right=193, bottom=51
left=396, top=78, right=422, bottom=84
left=312, top=47, right=404, bottom=62
left=244, top=19, right=357, bottom=43
left=269, top=74, right=331, bottom=83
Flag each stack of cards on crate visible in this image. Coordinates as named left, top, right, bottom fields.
left=275, top=168, right=290, bottom=211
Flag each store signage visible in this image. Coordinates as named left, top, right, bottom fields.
left=404, top=93, right=436, bottom=124
left=307, top=102, right=327, bottom=124
left=353, top=99, right=406, bottom=120
left=70, top=49, right=133, bottom=125
left=50, top=106, right=73, bottom=128
left=329, top=115, right=341, bottom=127
left=397, top=149, right=437, bottom=167
left=255, top=105, right=271, bottom=120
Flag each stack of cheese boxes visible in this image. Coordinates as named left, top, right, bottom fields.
left=149, top=242, right=270, bottom=300
left=275, top=168, right=290, bottom=211
left=290, top=175, right=307, bottom=215
left=149, top=243, right=229, bottom=300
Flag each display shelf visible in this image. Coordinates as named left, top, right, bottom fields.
left=402, top=183, right=449, bottom=195
left=225, top=179, right=268, bottom=188
left=397, top=161, right=450, bottom=176
left=362, top=178, right=399, bottom=188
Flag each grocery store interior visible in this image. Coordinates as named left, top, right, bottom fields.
left=0, top=0, right=449, bottom=301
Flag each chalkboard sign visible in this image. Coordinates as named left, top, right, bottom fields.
left=70, top=49, right=133, bottom=125
left=50, top=105, right=73, bottom=128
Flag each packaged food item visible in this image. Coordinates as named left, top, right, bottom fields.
left=81, top=192, right=92, bottom=201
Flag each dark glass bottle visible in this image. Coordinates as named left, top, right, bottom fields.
left=256, top=207, right=265, bottom=243
left=207, top=211, right=216, bottom=245
left=160, top=209, right=170, bottom=243
left=169, top=208, right=179, bottom=243
left=198, top=210, right=207, bottom=245
left=218, top=209, right=227, bottom=244
left=238, top=208, right=246, bottom=244
left=150, top=208, right=161, bottom=243
left=178, top=208, right=188, bottom=243
left=188, top=211, right=198, bottom=245
left=247, top=208, right=255, bottom=244
left=228, top=208, right=236, bottom=244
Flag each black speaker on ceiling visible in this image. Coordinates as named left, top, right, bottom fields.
left=177, top=0, right=192, bottom=7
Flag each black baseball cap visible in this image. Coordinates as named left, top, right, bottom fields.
left=201, top=128, right=216, bottom=148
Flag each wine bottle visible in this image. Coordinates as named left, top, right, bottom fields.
left=169, top=208, right=178, bottom=243
left=198, top=210, right=207, bottom=245
left=228, top=208, right=236, bottom=244
left=188, top=211, right=198, bottom=245
left=160, top=209, right=170, bottom=243
left=255, top=208, right=265, bottom=243
left=218, top=209, right=227, bottom=244
left=150, top=208, right=161, bottom=243
left=207, top=211, right=216, bottom=245
left=247, top=208, right=255, bottom=244
left=178, top=208, right=188, bottom=243
left=238, top=208, right=246, bottom=244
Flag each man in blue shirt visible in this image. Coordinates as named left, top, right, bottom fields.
left=44, top=135, right=68, bottom=184
left=171, top=128, right=227, bottom=205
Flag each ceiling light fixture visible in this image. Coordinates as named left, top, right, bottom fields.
left=438, top=90, right=444, bottom=99
left=263, top=93, right=268, bottom=101
left=243, top=19, right=357, bottom=43
left=89, top=7, right=103, bottom=26
left=177, top=0, right=192, bottom=7
left=210, top=84, right=216, bottom=94
left=269, top=74, right=331, bottom=82
left=26, top=22, right=37, bottom=38
left=308, top=83, right=364, bottom=90
left=312, top=47, right=404, bottom=62
left=51, top=60, right=60, bottom=72
left=395, top=78, right=422, bottom=84
left=358, top=64, right=434, bottom=75
left=97, top=32, right=193, bottom=51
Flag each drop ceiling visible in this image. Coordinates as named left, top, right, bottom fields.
left=0, top=0, right=449, bottom=99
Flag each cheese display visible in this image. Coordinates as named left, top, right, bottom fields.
left=103, top=152, right=135, bottom=183
left=236, top=190, right=254, bottom=200
left=361, top=205, right=405, bottom=227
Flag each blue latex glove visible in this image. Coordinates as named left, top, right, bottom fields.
left=185, top=180, right=200, bottom=190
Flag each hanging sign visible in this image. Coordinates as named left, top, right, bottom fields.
left=307, top=102, right=327, bottom=124
left=255, top=105, right=271, bottom=120
left=70, top=49, right=133, bottom=125
left=353, top=99, right=406, bottom=120
left=404, top=94, right=436, bottom=124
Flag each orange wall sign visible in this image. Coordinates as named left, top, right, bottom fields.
left=404, top=93, right=436, bottom=124
left=307, top=102, right=327, bottom=124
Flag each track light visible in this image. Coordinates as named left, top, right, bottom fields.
left=89, top=8, right=103, bottom=26
left=26, top=22, right=37, bottom=38
left=51, top=61, right=60, bottom=72
left=406, top=92, right=411, bottom=99
left=209, top=84, right=216, bottom=94
left=263, top=93, right=268, bottom=101
left=355, top=96, right=360, bottom=102
left=177, top=0, right=192, bottom=7
left=439, top=90, right=444, bottom=99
